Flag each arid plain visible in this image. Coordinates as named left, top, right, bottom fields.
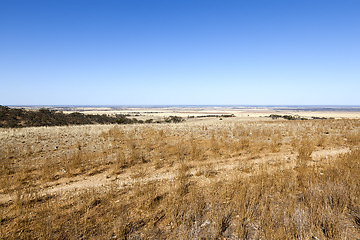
left=1, top=106, right=360, bottom=239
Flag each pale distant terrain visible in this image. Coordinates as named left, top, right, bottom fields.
left=16, top=105, right=360, bottom=121
left=1, top=105, right=360, bottom=239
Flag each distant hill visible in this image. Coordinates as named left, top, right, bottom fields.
left=0, top=105, right=139, bottom=128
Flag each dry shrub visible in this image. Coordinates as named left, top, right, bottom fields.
left=152, top=153, right=164, bottom=170
left=190, top=138, right=205, bottom=161
left=42, top=160, right=60, bottom=181
left=129, top=141, right=147, bottom=165
left=63, top=150, right=85, bottom=176
left=297, top=138, right=315, bottom=167
left=269, top=134, right=282, bottom=152
left=345, top=129, right=360, bottom=146
left=210, top=132, right=220, bottom=156
left=112, top=149, right=127, bottom=174
left=232, top=137, right=250, bottom=152
left=176, top=163, right=190, bottom=196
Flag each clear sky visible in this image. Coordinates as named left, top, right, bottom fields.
left=1, top=0, right=359, bottom=105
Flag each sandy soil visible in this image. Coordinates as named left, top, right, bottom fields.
left=18, top=106, right=360, bottom=119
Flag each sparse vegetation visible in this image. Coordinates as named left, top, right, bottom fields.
left=1, top=115, right=360, bottom=239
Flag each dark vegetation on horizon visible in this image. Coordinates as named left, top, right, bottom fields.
left=188, top=114, right=235, bottom=119
left=269, top=114, right=331, bottom=121
left=0, top=106, right=184, bottom=128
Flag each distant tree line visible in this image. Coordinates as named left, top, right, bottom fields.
left=0, top=106, right=185, bottom=128
left=187, top=114, right=235, bottom=119
left=269, top=114, right=330, bottom=120
left=164, top=116, right=185, bottom=123
left=269, top=114, right=305, bottom=120
left=0, top=106, right=118, bottom=128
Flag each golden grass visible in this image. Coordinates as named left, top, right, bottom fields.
left=0, top=119, right=360, bottom=239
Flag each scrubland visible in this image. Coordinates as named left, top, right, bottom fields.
left=1, top=118, right=360, bottom=239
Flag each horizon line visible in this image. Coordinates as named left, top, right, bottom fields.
left=5, top=104, right=360, bottom=108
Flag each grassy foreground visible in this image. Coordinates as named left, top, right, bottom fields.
left=1, top=119, right=360, bottom=239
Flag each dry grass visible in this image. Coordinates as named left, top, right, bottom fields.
left=0, top=119, right=360, bottom=239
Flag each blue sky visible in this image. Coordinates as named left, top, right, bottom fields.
left=1, top=0, right=359, bottom=105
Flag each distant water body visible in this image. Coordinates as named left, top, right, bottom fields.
left=10, top=105, right=360, bottom=112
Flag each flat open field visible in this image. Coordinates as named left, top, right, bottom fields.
left=1, top=107, right=360, bottom=239
left=19, top=105, right=360, bottom=120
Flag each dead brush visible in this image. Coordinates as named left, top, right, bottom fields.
left=348, top=204, right=360, bottom=231
left=152, top=152, right=164, bottom=169
left=128, top=141, right=147, bottom=165
left=345, top=129, right=360, bottom=146
left=210, top=132, right=220, bottom=156
left=296, top=138, right=315, bottom=167
left=176, top=140, right=188, bottom=162
left=111, top=148, right=128, bottom=174
left=13, top=184, right=41, bottom=214
left=269, top=134, right=282, bottom=153
left=0, top=150, right=14, bottom=178
left=238, top=137, right=250, bottom=151
left=190, top=138, right=206, bottom=161
left=176, top=162, right=190, bottom=196
left=41, top=159, right=60, bottom=181
left=63, top=150, right=85, bottom=177
left=132, top=182, right=162, bottom=211
left=315, top=134, right=327, bottom=147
